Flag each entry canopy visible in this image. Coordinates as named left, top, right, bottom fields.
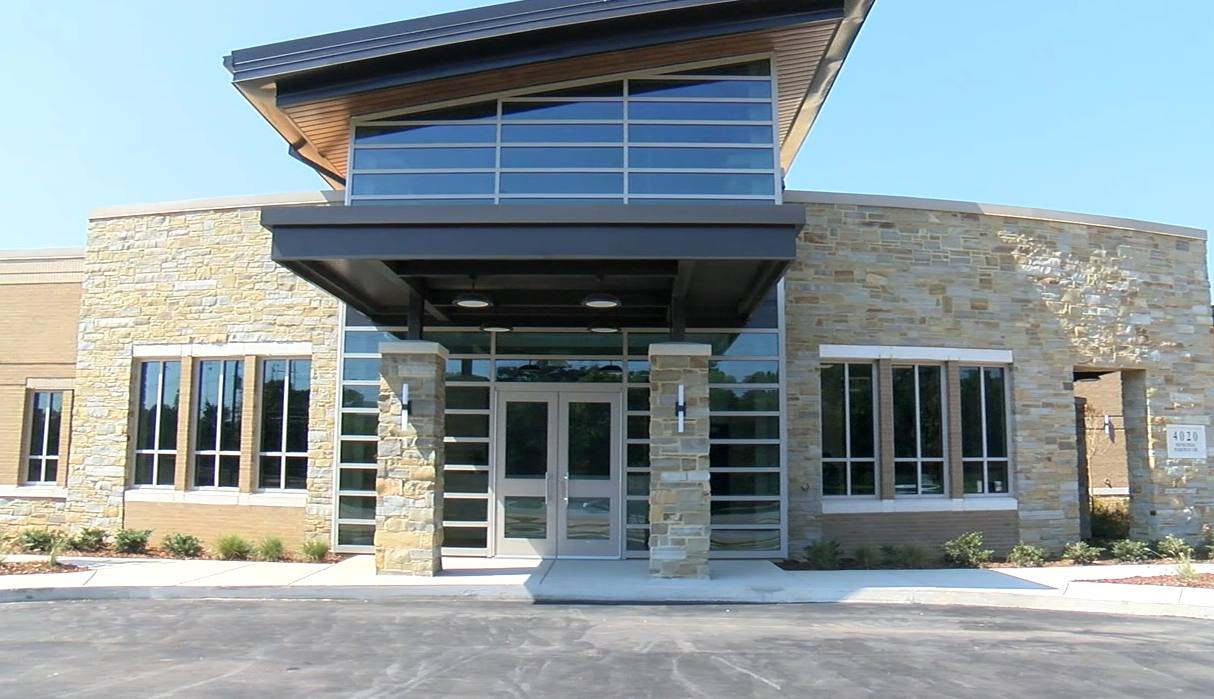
left=263, top=203, right=805, bottom=329
left=226, top=0, right=872, bottom=186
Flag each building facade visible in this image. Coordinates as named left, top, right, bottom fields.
left=2, top=0, right=1211, bottom=574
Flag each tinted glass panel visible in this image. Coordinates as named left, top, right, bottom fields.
left=630, top=147, right=773, bottom=170
left=500, top=173, right=623, bottom=195
left=443, top=526, right=489, bottom=548
left=447, top=359, right=491, bottom=382
left=627, top=499, right=649, bottom=524
left=137, top=362, right=161, bottom=451
left=339, top=468, right=377, bottom=492
left=501, top=147, right=623, bottom=169
left=339, top=496, right=377, bottom=520
left=446, top=414, right=489, bottom=438
left=497, top=332, right=623, bottom=355
left=351, top=173, right=495, bottom=196
left=159, top=361, right=181, bottom=449
left=505, top=402, right=548, bottom=478
left=627, top=473, right=649, bottom=496
left=710, top=416, right=779, bottom=440
left=343, top=359, right=380, bottom=382
left=985, top=368, right=1008, bottom=458
left=711, top=472, right=780, bottom=496
left=918, top=366, right=943, bottom=458
left=502, top=124, right=623, bottom=143
left=523, top=82, right=623, bottom=98
left=892, top=368, right=917, bottom=458
left=342, top=385, right=380, bottom=409
left=960, top=367, right=982, bottom=457
left=710, top=443, right=780, bottom=469
left=627, top=444, right=649, bottom=468
left=711, top=501, right=780, bottom=525
left=628, top=102, right=772, bottom=122
left=338, top=525, right=376, bottom=546
left=709, top=361, right=778, bottom=384
left=567, top=498, right=611, bottom=540
left=343, top=330, right=400, bottom=354
left=340, top=440, right=377, bottom=464
left=711, top=529, right=780, bottom=551
left=568, top=402, right=612, bottom=480
left=627, top=528, right=650, bottom=552
left=849, top=365, right=874, bottom=458
left=628, top=388, right=650, bottom=411
left=690, top=332, right=779, bottom=356
left=447, top=386, right=490, bottom=410
left=630, top=124, right=772, bottom=144
left=630, top=173, right=775, bottom=196
left=820, top=364, right=845, bottom=459
left=629, top=79, right=772, bottom=99
left=446, top=470, right=490, bottom=494
left=822, top=461, right=846, bottom=495
left=355, top=124, right=497, bottom=145
left=425, top=331, right=491, bottom=354
left=353, top=147, right=496, bottom=170
left=341, top=413, right=378, bottom=436
left=444, top=498, right=488, bottom=522
left=502, top=101, right=623, bottom=120
left=852, top=463, right=877, bottom=495
left=447, top=442, right=490, bottom=467
left=504, top=497, right=547, bottom=538
left=710, top=388, right=779, bottom=412
left=496, top=360, right=623, bottom=383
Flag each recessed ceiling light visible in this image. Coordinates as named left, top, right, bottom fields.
left=582, top=293, right=621, bottom=309
left=454, top=293, right=492, bottom=309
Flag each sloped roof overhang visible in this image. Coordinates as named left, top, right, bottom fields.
left=263, top=203, right=806, bottom=329
left=227, top=0, right=872, bottom=184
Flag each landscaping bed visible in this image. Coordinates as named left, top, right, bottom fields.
left=0, top=561, right=89, bottom=576
left=1080, top=573, right=1214, bottom=589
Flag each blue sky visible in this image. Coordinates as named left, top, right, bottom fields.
left=2, top=1, right=1211, bottom=274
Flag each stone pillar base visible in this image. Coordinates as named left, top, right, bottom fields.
left=375, top=341, right=447, bottom=576
left=648, top=343, right=712, bottom=579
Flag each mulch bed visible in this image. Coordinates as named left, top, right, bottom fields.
left=0, top=561, right=90, bottom=576
left=1079, top=573, right=1214, bottom=589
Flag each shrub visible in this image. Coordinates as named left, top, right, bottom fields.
left=881, top=543, right=936, bottom=569
left=1109, top=539, right=1151, bottom=563
left=20, top=529, right=62, bottom=553
left=161, top=532, right=203, bottom=559
left=1156, top=534, right=1194, bottom=560
left=113, top=528, right=152, bottom=555
left=1062, top=541, right=1104, bottom=565
left=47, top=536, right=68, bottom=566
left=803, top=539, right=842, bottom=570
left=254, top=537, right=286, bottom=562
left=1007, top=543, right=1047, bottom=567
left=68, top=528, right=108, bottom=553
left=852, top=544, right=881, bottom=569
left=942, top=532, right=993, bottom=568
left=1090, top=497, right=1131, bottom=541
left=300, top=539, right=331, bottom=563
left=214, top=534, right=253, bottom=561
left=1174, top=553, right=1199, bottom=582
left=1202, top=526, right=1214, bottom=560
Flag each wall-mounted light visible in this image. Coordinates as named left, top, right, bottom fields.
left=676, top=384, right=686, bottom=434
left=400, top=384, right=412, bottom=428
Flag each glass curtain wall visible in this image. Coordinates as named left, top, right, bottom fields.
left=336, top=309, right=783, bottom=557
left=347, top=58, right=779, bottom=205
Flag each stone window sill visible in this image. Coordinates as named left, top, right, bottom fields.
left=821, top=497, right=1018, bottom=514
left=0, top=485, right=68, bottom=500
left=124, top=489, right=306, bottom=508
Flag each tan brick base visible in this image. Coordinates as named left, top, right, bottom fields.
left=820, top=510, right=1019, bottom=556
left=123, top=501, right=307, bottom=549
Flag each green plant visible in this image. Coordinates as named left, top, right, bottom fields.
left=942, top=532, right=993, bottom=568
left=300, top=539, right=331, bottom=563
left=1202, top=525, right=1214, bottom=560
left=1062, top=541, right=1104, bottom=565
left=1174, top=553, right=1199, bottom=582
left=214, top=534, right=253, bottom=561
left=46, top=536, right=68, bottom=566
left=1109, top=539, right=1151, bottom=563
left=20, top=530, right=62, bottom=553
left=803, top=539, right=842, bottom=570
left=254, top=537, right=286, bottom=562
left=1090, top=497, right=1131, bottom=541
left=161, top=532, right=203, bottom=559
left=113, top=528, right=152, bottom=554
left=68, top=528, right=108, bottom=553
left=1156, top=534, right=1194, bottom=560
left=852, top=544, right=881, bottom=569
left=1006, top=543, right=1047, bottom=567
left=881, top=543, right=936, bottom=569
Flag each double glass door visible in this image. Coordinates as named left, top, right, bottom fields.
left=494, top=389, right=622, bottom=557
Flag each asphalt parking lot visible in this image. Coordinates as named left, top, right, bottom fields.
left=1, top=600, right=1211, bottom=698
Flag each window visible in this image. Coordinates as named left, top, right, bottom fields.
left=960, top=366, right=1010, bottom=494
left=134, top=360, right=181, bottom=486
left=259, top=359, right=311, bottom=490
left=820, top=364, right=875, bottom=496
left=26, top=391, right=63, bottom=483
left=892, top=366, right=945, bottom=496
left=194, top=359, right=243, bottom=488
left=348, top=58, right=779, bottom=205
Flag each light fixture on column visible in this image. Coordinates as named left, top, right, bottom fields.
left=582, top=275, right=620, bottom=309
left=454, top=276, right=492, bottom=309
left=676, top=384, right=686, bottom=433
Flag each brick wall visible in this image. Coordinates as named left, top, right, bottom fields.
left=820, top=511, right=1019, bottom=556
left=1074, top=373, right=1129, bottom=489
left=123, top=502, right=307, bottom=549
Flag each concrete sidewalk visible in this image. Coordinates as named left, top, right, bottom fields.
left=2, top=555, right=1214, bottom=618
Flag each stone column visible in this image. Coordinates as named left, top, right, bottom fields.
left=648, top=343, right=712, bottom=579
left=376, top=341, right=447, bottom=576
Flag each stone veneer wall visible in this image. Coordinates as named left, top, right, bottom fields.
left=68, top=206, right=339, bottom=539
left=785, top=200, right=1214, bottom=551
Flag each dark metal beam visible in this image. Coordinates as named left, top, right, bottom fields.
left=388, top=260, right=678, bottom=278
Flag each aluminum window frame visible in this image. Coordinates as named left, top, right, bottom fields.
left=891, top=364, right=947, bottom=498
left=24, top=390, right=63, bottom=484
left=132, top=359, right=181, bottom=488
left=345, top=54, right=781, bottom=206
left=819, top=362, right=878, bottom=498
left=258, top=357, right=312, bottom=491
left=193, top=358, right=244, bottom=490
left=959, top=364, right=1013, bottom=496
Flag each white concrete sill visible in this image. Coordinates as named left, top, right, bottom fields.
left=821, top=497, right=1019, bottom=514
left=123, top=489, right=306, bottom=508
left=0, top=485, right=68, bottom=500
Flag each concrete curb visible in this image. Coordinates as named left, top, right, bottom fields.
left=4, top=583, right=1214, bottom=620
